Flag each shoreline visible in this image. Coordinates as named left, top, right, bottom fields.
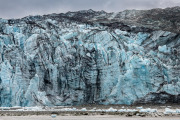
left=0, top=115, right=180, bottom=120
left=0, top=104, right=180, bottom=117
left=0, top=111, right=180, bottom=117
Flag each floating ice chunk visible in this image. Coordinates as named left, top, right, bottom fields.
left=164, top=108, right=176, bottom=114
left=89, top=108, right=96, bottom=112
left=96, top=109, right=103, bottom=112
left=17, top=109, right=25, bottom=111
left=118, top=109, right=127, bottom=112
left=106, top=107, right=117, bottom=112
left=0, top=107, right=10, bottom=110
left=139, top=108, right=157, bottom=113
left=60, top=108, right=75, bottom=111
left=118, top=109, right=137, bottom=112
left=51, top=114, right=57, bottom=118
left=127, top=109, right=138, bottom=112
left=12, top=106, right=21, bottom=108
left=136, top=106, right=143, bottom=109
left=176, top=109, right=180, bottom=113
left=72, top=107, right=77, bottom=111
left=81, top=108, right=87, bottom=111
left=23, top=106, right=43, bottom=111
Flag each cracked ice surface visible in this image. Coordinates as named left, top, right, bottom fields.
left=0, top=14, right=180, bottom=107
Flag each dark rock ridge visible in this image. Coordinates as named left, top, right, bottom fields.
left=0, top=7, right=179, bottom=107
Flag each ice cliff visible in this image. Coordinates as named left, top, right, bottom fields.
left=0, top=7, right=180, bottom=107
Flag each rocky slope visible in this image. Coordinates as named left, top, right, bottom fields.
left=0, top=7, right=180, bottom=107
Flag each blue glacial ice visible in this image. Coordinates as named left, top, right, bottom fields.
left=0, top=16, right=179, bottom=107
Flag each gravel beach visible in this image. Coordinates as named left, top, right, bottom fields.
left=0, top=115, right=180, bottom=120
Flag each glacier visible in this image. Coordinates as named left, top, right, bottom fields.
left=0, top=7, right=180, bottom=107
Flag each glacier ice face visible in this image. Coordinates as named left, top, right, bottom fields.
left=0, top=9, right=180, bottom=107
